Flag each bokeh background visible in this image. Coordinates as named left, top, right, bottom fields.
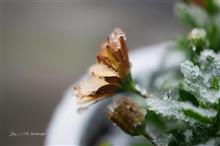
left=1, top=0, right=183, bottom=145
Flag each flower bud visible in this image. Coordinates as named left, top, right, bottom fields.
left=187, top=28, right=208, bottom=52
left=107, top=96, right=146, bottom=136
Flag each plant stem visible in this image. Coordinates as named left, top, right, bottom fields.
left=123, top=74, right=156, bottom=145
left=142, top=132, right=157, bottom=146
left=121, top=73, right=150, bottom=99
left=130, top=84, right=150, bottom=99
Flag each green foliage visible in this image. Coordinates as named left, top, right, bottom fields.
left=211, top=77, right=220, bottom=90
left=175, top=3, right=209, bottom=28
left=111, top=2, right=220, bottom=144
left=181, top=50, right=220, bottom=105
left=131, top=142, right=152, bottom=146
left=145, top=110, right=166, bottom=130
left=121, top=1, right=220, bottom=146
left=182, top=104, right=217, bottom=124
left=98, top=1, right=220, bottom=146
left=98, top=141, right=112, bottom=146
left=175, top=1, right=220, bottom=54
left=178, top=85, right=199, bottom=106
left=144, top=50, right=220, bottom=146
left=204, top=0, right=219, bottom=15
left=146, top=97, right=194, bottom=124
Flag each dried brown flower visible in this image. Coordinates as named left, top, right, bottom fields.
left=74, top=28, right=131, bottom=108
left=97, top=28, right=130, bottom=79
left=107, top=96, right=146, bottom=136
left=190, top=0, right=205, bottom=7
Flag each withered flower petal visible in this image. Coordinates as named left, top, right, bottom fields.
left=89, top=64, right=119, bottom=79
left=74, top=77, right=110, bottom=97
left=74, top=77, right=118, bottom=108
left=89, top=64, right=120, bottom=85
left=190, top=0, right=205, bottom=7
left=97, top=28, right=130, bottom=79
left=107, top=96, right=146, bottom=136
left=74, top=28, right=132, bottom=109
left=76, top=94, right=109, bottom=107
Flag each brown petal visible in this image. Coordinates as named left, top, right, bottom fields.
left=108, top=28, right=130, bottom=78
left=97, top=42, right=119, bottom=72
left=89, top=64, right=119, bottom=78
left=76, top=92, right=113, bottom=104
left=89, top=64, right=120, bottom=85
left=107, top=45, right=127, bottom=78
left=119, top=36, right=130, bottom=68
left=73, top=77, right=109, bottom=97
left=109, top=28, right=126, bottom=50
left=75, top=93, right=115, bottom=113
left=191, top=0, right=205, bottom=7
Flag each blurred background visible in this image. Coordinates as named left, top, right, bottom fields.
left=1, top=0, right=183, bottom=145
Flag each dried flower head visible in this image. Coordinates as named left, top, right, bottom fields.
left=74, top=28, right=132, bottom=108
left=190, top=0, right=205, bottom=7
left=97, top=28, right=130, bottom=79
left=188, top=0, right=219, bottom=15
left=107, top=96, right=146, bottom=136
